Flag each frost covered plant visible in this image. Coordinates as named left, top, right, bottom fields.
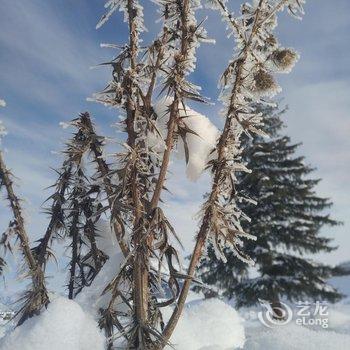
left=1, top=0, right=306, bottom=348
left=90, top=0, right=215, bottom=347
left=252, top=69, right=279, bottom=96
left=33, top=113, right=109, bottom=299
left=83, top=0, right=307, bottom=349
left=159, top=0, right=307, bottom=346
left=0, top=114, right=49, bottom=326
left=271, top=48, right=299, bottom=72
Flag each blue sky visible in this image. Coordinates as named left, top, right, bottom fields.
left=0, top=0, right=349, bottom=294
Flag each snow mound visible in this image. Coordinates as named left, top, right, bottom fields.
left=165, top=298, right=245, bottom=350
left=76, top=219, right=125, bottom=314
left=153, top=98, right=219, bottom=181
left=327, top=303, right=350, bottom=334
left=244, top=323, right=350, bottom=350
left=0, top=297, right=105, bottom=350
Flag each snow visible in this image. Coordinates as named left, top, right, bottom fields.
left=76, top=219, right=125, bottom=314
left=2, top=283, right=350, bottom=350
left=239, top=273, right=350, bottom=350
left=0, top=297, right=105, bottom=350
left=1, top=223, right=349, bottom=350
left=153, top=98, right=219, bottom=181
left=0, top=100, right=5, bottom=107
left=0, top=220, right=246, bottom=350
left=327, top=304, right=350, bottom=334
left=164, top=298, right=245, bottom=350
left=0, top=303, right=14, bottom=340
left=244, top=323, right=350, bottom=350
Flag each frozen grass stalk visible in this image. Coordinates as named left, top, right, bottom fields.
left=0, top=119, right=49, bottom=325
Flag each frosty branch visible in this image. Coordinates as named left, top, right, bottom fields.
left=0, top=124, right=49, bottom=326
left=161, top=0, right=305, bottom=344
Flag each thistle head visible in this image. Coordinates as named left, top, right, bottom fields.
left=272, top=48, right=299, bottom=72
left=252, top=69, right=279, bottom=96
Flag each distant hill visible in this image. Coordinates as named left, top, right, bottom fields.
left=330, top=261, right=350, bottom=300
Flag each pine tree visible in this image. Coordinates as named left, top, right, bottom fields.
left=197, top=103, right=343, bottom=311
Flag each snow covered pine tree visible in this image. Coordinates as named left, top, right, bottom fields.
left=196, top=103, right=343, bottom=316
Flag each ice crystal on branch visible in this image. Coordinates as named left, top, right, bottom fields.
left=33, top=114, right=110, bottom=300
left=195, top=0, right=307, bottom=266
left=88, top=0, right=309, bottom=348
left=0, top=137, right=49, bottom=325
left=91, top=0, right=216, bottom=346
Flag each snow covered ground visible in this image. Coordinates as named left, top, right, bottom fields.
left=1, top=226, right=349, bottom=350
left=0, top=297, right=105, bottom=350
left=1, top=279, right=349, bottom=349
left=241, top=300, right=350, bottom=350
left=0, top=289, right=349, bottom=349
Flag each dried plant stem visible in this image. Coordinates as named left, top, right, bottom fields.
left=160, top=1, right=266, bottom=344
left=36, top=166, right=72, bottom=268
left=132, top=176, right=149, bottom=327
left=146, top=29, right=170, bottom=102
left=214, top=0, right=246, bottom=42
left=0, top=153, right=37, bottom=272
left=123, top=0, right=150, bottom=333
left=68, top=198, right=80, bottom=299
left=151, top=0, right=190, bottom=210
left=0, top=151, right=49, bottom=324
left=81, top=113, right=129, bottom=257
left=0, top=154, right=36, bottom=271
left=150, top=100, right=178, bottom=210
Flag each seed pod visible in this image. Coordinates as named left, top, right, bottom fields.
left=252, top=69, right=278, bottom=96
left=272, top=49, right=299, bottom=71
